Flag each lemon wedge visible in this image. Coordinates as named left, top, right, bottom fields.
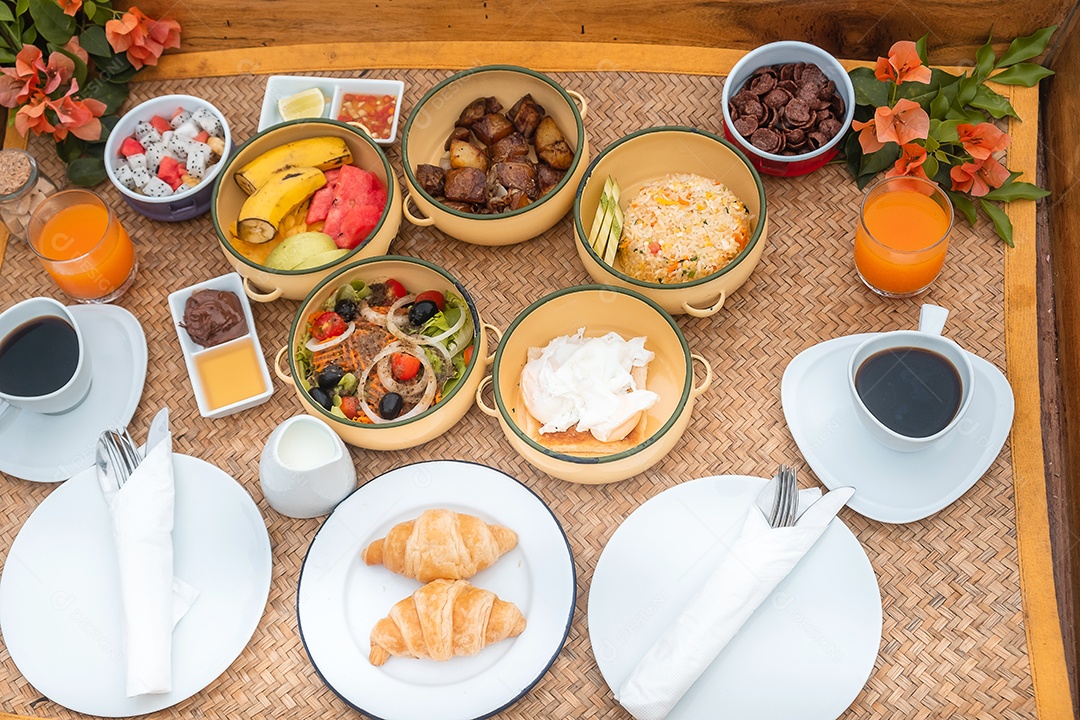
left=277, top=88, right=326, bottom=121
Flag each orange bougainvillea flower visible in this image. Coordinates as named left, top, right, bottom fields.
left=852, top=98, right=930, bottom=155
left=0, top=45, right=46, bottom=108
left=950, top=156, right=1011, bottom=197
left=48, top=80, right=107, bottom=142
left=14, top=94, right=56, bottom=137
left=886, top=143, right=930, bottom=179
left=957, top=122, right=1011, bottom=161
left=41, top=51, right=75, bottom=95
left=106, top=7, right=182, bottom=70
left=63, top=36, right=89, bottom=65
left=874, top=41, right=933, bottom=84
left=56, top=0, right=82, bottom=16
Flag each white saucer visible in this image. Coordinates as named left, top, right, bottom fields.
left=0, top=304, right=147, bottom=482
left=297, top=460, right=576, bottom=720
left=0, top=454, right=272, bottom=717
left=589, top=475, right=882, bottom=720
left=782, top=333, right=1015, bottom=524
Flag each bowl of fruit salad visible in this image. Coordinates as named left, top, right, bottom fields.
left=105, top=94, right=232, bottom=222
left=212, top=119, right=402, bottom=303
left=275, top=255, right=493, bottom=450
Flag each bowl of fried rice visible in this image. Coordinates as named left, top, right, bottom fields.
left=573, top=126, right=768, bottom=317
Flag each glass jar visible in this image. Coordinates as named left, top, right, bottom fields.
left=0, top=149, right=60, bottom=243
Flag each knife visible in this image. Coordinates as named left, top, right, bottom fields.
left=145, top=407, right=170, bottom=455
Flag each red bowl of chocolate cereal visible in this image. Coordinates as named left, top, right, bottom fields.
left=721, top=41, right=855, bottom=177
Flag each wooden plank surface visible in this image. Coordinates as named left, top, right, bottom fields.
left=120, top=0, right=1074, bottom=65
left=1045, top=7, right=1080, bottom=713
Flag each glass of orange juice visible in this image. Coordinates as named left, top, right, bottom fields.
left=28, top=189, right=137, bottom=303
left=854, top=176, right=954, bottom=298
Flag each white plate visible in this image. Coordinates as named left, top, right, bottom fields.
left=0, top=304, right=147, bottom=482
left=258, top=75, right=404, bottom=144
left=0, top=454, right=272, bottom=717
left=589, top=475, right=881, bottom=720
left=782, top=333, right=1015, bottom=523
left=297, top=460, right=575, bottom=720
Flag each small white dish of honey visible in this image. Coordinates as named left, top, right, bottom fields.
left=168, top=272, right=273, bottom=418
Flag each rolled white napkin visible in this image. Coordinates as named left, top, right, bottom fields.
left=100, top=429, right=199, bottom=697
left=616, top=482, right=855, bottom=720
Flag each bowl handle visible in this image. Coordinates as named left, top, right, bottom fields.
left=475, top=375, right=499, bottom=418
left=274, top=346, right=295, bottom=385
left=566, top=89, right=589, bottom=120
left=482, top=322, right=503, bottom=365
left=681, top=290, right=726, bottom=318
left=690, top=353, right=713, bottom=398
left=244, top=277, right=284, bottom=303
left=403, top=194, right=436, bottom=227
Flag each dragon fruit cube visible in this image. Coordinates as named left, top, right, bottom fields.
left=186, top=147, right=210, bottom=179
left=130, top=167, right=153, bottom=189
left=174, top=119, right=201, bottom=139
left=167, top=133, right=191, bottom=160
left=161, top=130, right=174, bottom=146
left=115, top=163, right=137, bottom=190
left=191, top=108, right=222, bottom=136
left=134, top=122, right=162, bottom=145
left=144, top=143, right=169, bottom=173
left=170, top=110, right=192, bottom=129
left=127, top=153, right=148, bottom=174
left=141, top=177, right=174, bottom=197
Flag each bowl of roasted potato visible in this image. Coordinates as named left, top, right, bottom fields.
left=401, top=65, right=589, bottom=246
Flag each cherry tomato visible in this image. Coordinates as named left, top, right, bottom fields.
left=391, top=352, right=422, bottom=381
left=415, top=290, right=446, bottom=311
left=462, top=345, right=474, bottom=365
left=310, top=311, right=347, bottom=342
left=384, top=278, right=407, bottom=301
left=340, top=395, right=361, bottom=420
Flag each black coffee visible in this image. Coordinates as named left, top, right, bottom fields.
left=0, top=317, right=79, bottom=397
left=855, top=347, right=962, bottom=438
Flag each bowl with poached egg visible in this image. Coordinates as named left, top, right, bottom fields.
left=476, top=285, right=712, bottom=483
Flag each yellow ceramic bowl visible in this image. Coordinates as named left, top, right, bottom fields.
left=573, top=126, right=768, bottom=317
left=212, top=119, right=402, bottom=303
left=401, top=65, right=589, bottom=246
left=275, top=256, right=492, bottom=451
left=476, top=285, right=712, bottom=484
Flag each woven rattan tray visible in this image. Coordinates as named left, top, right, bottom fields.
left=0, top=43, right=1066, bottom=720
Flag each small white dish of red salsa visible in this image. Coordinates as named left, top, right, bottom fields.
left=259, top=76, right=404, bottom=145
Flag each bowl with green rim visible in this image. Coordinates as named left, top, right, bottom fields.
left=274, top=256, right=494, bottom=451
left=573, top=126, right=768, bottom=317
left=211, top=119, right=402, bottom=303
left=401, top=65, right=589, bottom=246
left=476, top=285, right=712, bottom=484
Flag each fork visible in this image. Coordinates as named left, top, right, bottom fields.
left=768, top=464, right=794, bottom=528
left=779, top=464, right=800, bottom=527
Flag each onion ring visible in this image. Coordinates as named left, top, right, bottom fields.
left=357, top=342, right=436, bottom=423
left=305, top=322, right=355, bottom=352
left=421, top=305, right=467, bottom=345
left=377, top=354, right=427, bottom=399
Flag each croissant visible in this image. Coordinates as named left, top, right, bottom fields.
left=361, top=509, right=518, bottom=583
left=369, top=578, right=526, bottom=665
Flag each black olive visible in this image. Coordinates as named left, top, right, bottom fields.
left=378, top=392, right=404, bottom=419
left=317, top=363, right=345, bottom=389
left=309, top=387, right=333, bottom=410
left=334, top=298, right=359, bottom=322
left=409, top=299, right=439, bottom=325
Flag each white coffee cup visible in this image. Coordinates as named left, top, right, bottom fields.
left=259, top=415, right=357, bottom=518
left=0, top=297, right=92, bottom=415
left=847, top=304, right=975, bottom=453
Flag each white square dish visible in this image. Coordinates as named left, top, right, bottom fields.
left=167, top=273, right=274, bottom=419
left=258, top=75, right=336, bottom=131
left=257, top=75, right=404, bottom=145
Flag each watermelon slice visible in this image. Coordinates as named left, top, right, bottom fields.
left=305, top=185, right=335, bottom=224
left=194, top=130, right=210, bottom=144
left=323, top=167, right=342, bottom=187
left=120, top=137, right=145, bottom=157
left=149, top=115, right=171, bottom=134
left=321, top=165, right=388, bottom=249
left=158, top=156, right=183, bottom=190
